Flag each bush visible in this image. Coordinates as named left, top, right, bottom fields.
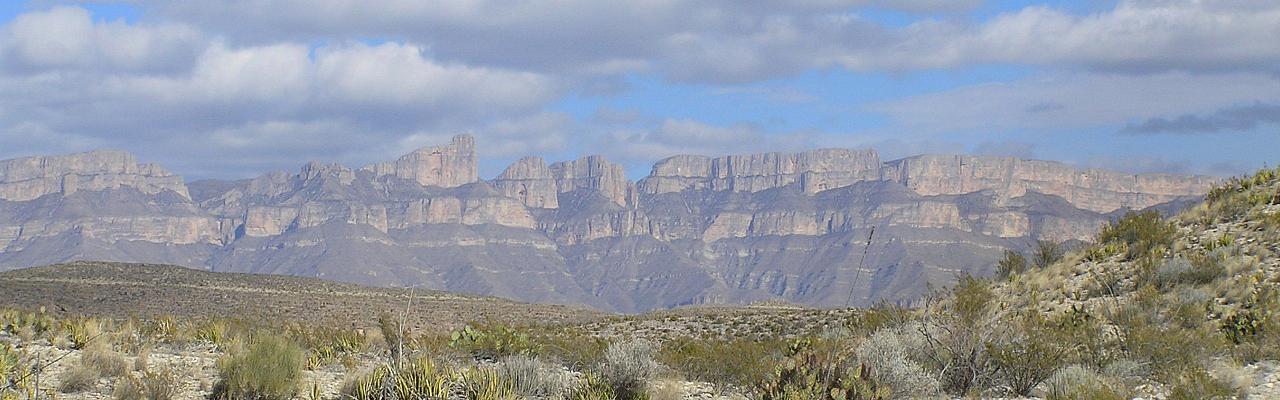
left=81, top=347, right=129, bottom=378
left=113, top=367, right=179, bottom=400
left=449, top=324, right=538, bottom=359
left=1043, top=365, right=1128, bottom=400
left=994, top=250, right=1027, bottom=280
left=600, top=339, right=659, bottom=400
left=497, top=355, right=569, bottom=398
left=1168, top=368, right=1236, bottom=400
left=58, top=362, right=101, bottom=393
left=1097, top=210, right=1178, bottom=260
left=567, top=373, right=616, bottom=400
left=1032, top=240, right=1065, bottom=270
left=916, top=275, right=1000, bottom=395
left=756, top=339, right=890, bottom=400
left=212, top=335, right=304, bottom=400
left=855, top=324, right=940, bottom=398
left=659, top=337, right=783, bottom=390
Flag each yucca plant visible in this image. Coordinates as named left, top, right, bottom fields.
left=341, top=357, right=454, bottom=400
left=460, top=366, right=516, bottom=400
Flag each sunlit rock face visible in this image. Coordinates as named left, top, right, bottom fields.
left=0, top=150, right=189, bottom=202
left=0, top=136, right=1215, bottom=312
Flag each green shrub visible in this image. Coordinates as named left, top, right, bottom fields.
left=1032, top=240, right=1065, bottom=270
left=529, top=328, right=607, bottom=370
left=994, top=250, right=1027, bottom=280
left=567, top=373, right=616, bottom=400
left=1097, top=210, right=1178, bottom=260
left=1044, top=365, right=1129, bottom=400
left=987, top=313, right=1071, bottom=396
left=212, top=335, right=304, bottom=400
left=1168, top=368, right=1236, bottom=400
left=756, top=340, right=890, bottom=400
left=450, top=324, right=538, bottom=359
left=659, top=337, right=783, bottom=390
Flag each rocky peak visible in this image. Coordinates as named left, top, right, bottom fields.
left=549, top=155, right=633, bottom=207
left=493, top=156, right=558, bottom=209
left=361, top=134, right=478, bottom=188
left=0, top=150, right=189, bottom=201
left=300, top=161, right=355, bottom=185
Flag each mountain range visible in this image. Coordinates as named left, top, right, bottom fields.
left=0, top=135, right=1216, bottom=312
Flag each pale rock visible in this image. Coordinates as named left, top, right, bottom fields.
left=0, top=150, right=189, bottom=201
left=549, top=155, right=632, bottom=207
left=493, top=156, right=559, bottom=208
left=362, top=134, right=477, bottom=188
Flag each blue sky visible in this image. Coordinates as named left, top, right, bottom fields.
left=0, top=1, right=1277, bottom=180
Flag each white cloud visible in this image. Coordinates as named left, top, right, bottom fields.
left=111, top=0, right=1280, bottom=83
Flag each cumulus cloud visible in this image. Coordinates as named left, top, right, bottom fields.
left=1120, top=102, right=1280, bottom=135
left=0, top=6, right=564, bottom=178
left=105, top=0, right=1280, bottom=83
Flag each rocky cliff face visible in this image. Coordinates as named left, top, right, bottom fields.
left=361, top=135, right=478, bottom=188
left=0, top=150, right=189, bottom=202
left=0, top=136, right=1216, bottom=312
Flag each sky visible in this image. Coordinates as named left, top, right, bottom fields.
left=0, top=0, right=1277, bottom=180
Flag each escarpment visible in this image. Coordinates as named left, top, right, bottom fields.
left=0, top=135, right=1216, bottom=312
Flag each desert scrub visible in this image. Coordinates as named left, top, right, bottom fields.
left=497, top=355, right=569, bottom=398
left=1097, top=210, right=1178, bottom=260
left=1044, top=364, right=1130, bottom=400
left=756, top=338, right=890, bottom=400
left=658, top=337, right=784, bottom=391
left=528, top=327, right=607, bottom=370
left=341, top=357, right=454, bottom=400
left=113, top=367, right=179, bottom=400
left=212, top=335, right=304, bottom=400
left=1167, top=367, right=1237, bottom=400
left=449, top=324, right=538, bottom=359
left=995, top=250, right=1027, bottom=279
left=854, top=323, right=940, bottom=398
left=599, top=339, right=660, bottom=400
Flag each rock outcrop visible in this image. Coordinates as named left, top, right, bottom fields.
left=0, top=138, right=1219, bottom=312
left=641, top=149, right=882, bottom=195
left=0, top=150, right=189, bottom=201
left=880, top=155, right=1219, bottom=214
left=493, top=157, right=559, bottom=209
left=549, top=155, right=633, bottom=207
left=362, top=135, right=477, bottom=188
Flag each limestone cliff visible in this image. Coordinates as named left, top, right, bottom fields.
left=549, top=155, right=633, bottom=207
left=0, top=150, right=189, bottom=202
left=493, top=157, right=559, bottom=209
left=361, top=135, right=478, bottom=188
left=641, top=149, right=882, bottom=195
left=0, top=139, right=1219, bottom=312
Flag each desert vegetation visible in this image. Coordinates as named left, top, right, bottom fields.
left=2, top=166, right=1279, bottom=399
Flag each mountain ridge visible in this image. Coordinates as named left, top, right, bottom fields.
left=0, top=135, right=1216, bottom=312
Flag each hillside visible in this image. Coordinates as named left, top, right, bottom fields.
left=0, top=261, right=604, bottom=332
left=0, top=136, right=1215, bottom=312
